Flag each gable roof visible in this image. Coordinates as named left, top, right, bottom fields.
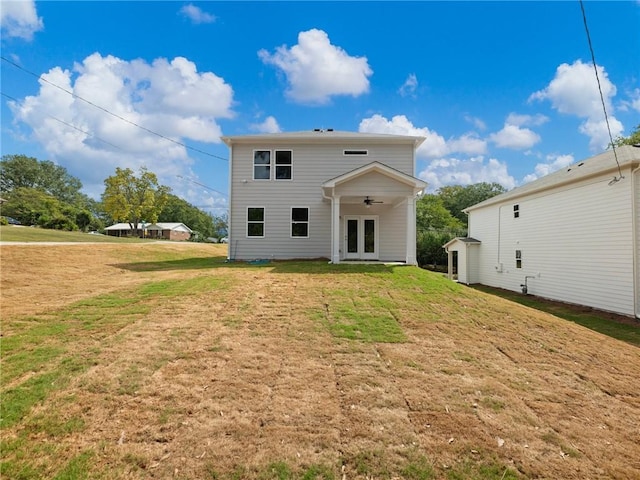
left=221, top=130, right=426, bottom=148
left=322, top=161, right=427, bottom=190
left=465, top=145, right=640, bottom=212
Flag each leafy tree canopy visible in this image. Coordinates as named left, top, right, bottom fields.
left=416, top=194, right=465, bottom=233
left=158, top=194, right=227, bottom=240
left=613, top=124, right=640, bottom=147
left=437, top=182, right=507, bottom=225
left=102, top=167, right=170, bottom=230
left=0, top=155, right=84, bottom=204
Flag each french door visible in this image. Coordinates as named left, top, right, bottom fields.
left=344, top=215, right=378, bottom=260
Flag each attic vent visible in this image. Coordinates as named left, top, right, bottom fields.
left=344, top=149, right=368, bottom=156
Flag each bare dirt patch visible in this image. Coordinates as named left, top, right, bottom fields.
left=2, top=243, right=639, bottom=479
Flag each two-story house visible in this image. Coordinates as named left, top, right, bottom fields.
left=444, top=144, right=640, bottom=318
left=222, top=130, right=426, bottom=264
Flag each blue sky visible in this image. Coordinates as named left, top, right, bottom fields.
left=2, top=1, right=639, bottom=215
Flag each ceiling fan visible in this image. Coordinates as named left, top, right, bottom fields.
left=364, top=196, right=383, bottom=207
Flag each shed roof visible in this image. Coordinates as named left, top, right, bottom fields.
left=465, top=145, right=640, bottom=212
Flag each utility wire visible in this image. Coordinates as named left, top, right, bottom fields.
left=578, top=0, right=624, bottom=183
left=1, top=56, right=229, bottom=162
left=1, top=91, right=124, bottom=151
left=176, top=175, right=228, bottom=198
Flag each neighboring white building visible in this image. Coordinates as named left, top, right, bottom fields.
left=222, top=130, right=426, bottom=264
left=444, top=145, right=640, bottom=318
left=105, top=222, right=192, bottom=241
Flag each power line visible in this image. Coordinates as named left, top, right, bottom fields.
left=176, top=175, right=228, bottom=197
left=1, top=55, right=229, bottom=162
left=1, top=91, right=124, bottom=151
left=578, top=0, right=624, bottom=184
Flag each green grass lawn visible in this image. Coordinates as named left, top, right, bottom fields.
left=472, top=285, right=640, bottom=347
left=0, top=226, right=149, bottom=243
left=2, top=245, right=638, bottom=480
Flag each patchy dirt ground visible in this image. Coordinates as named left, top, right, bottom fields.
left=1, top=242, right=639, bottom=479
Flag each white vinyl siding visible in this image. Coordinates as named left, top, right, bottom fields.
left=229, top=142, right=416, bottom=260
left=469, top=173, right=636, bottom=317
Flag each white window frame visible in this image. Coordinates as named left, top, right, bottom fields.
left=247, top=206, right=265, bottom=238
left=290, top=207, right=309, bottom=238
left=275, top=150, right=293, bottom=181
left=253, top=150, right=271, bottom=181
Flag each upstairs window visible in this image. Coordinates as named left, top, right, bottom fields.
left=513, top=204, right=520, bottom=218
left=253, top=151, right=271, bottom=180
left=291, top=207, right=309, bottom=237
left=275, top=150, right=292, bottom=180
left=247, top=207, right=265, bottom=237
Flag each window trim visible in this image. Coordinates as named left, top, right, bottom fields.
left=274, top=149, right=293, bottom=181
left=247, top=206, right=265, bottom=238
left=290, top=206, right=309, bottom=238
left=253, top=150, right=271, bottom=181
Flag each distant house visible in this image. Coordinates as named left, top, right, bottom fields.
left=104, top=222, right=192, bottom=241
left=444, top=145, right=640, bottom=318
left=222, top=130, right=426, bottom=263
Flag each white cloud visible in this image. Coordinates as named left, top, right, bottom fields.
left=359, top=114, right=487, bottom=158
left=447, top=133, right=487, bottom=156
left=529, top=59, right=623, bottom=151
left=618, top=87, right=640, bottom=114
left=522, top=153, right=575, bottom=183
left=179, top=4, right=216, bottom=24
left=0, top=0, right=43, bottom=40
left=489, top=123, right=541, bottom=149
left=359, top=114, right=447, bottom=157
left=398, top=74, right=418, bottom=97
left=418, top=156, right=516, bottom=193
left=505, top=113, right=549, bottom=127
left=258, top=29, right=372, bottom=105
left=250, top=116, right=281, bottom=133
left=464, top=114, right=487, bottom=131
left=8, top=53, right=234, bottom=200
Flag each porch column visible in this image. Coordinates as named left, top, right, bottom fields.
left=405, top=196, right=417, bottom=265
left=447, top=249, right=453, bottom=280
left=332, top=196, right=341, bottom=264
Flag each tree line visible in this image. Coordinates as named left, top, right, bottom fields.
left=0, top=155, right=227, bottom=241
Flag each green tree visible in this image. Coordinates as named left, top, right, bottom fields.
left=0, top=155, right=83, bottom=204
left=102, top=167, right=170, bottom=233
left=613, top=124, right=640, bottom=147
left=438, top=182, right=507, bottom=225
left=416, top=194, right=464, bottom=232
left=1, top=187, right=78, bottom=230
left=158, top=193, right=224, bottom=240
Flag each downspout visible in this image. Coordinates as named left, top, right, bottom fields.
left=633, top=164, right=640, bottom=319
left=227, top=143, right=234, bottom=261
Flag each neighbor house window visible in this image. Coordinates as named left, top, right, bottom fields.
left=253, top=151, right=271, bottom=180
left=516, top=250, right=522, bottom=269
left=513, top=204, right=520, bottom=218
left=344, top=149, right=368, bottom=156
left=275, top=150, right=292, bottom=180
left=291, top=207, right=309, bottom=237
left=247, top=207, right=265, bottom=237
